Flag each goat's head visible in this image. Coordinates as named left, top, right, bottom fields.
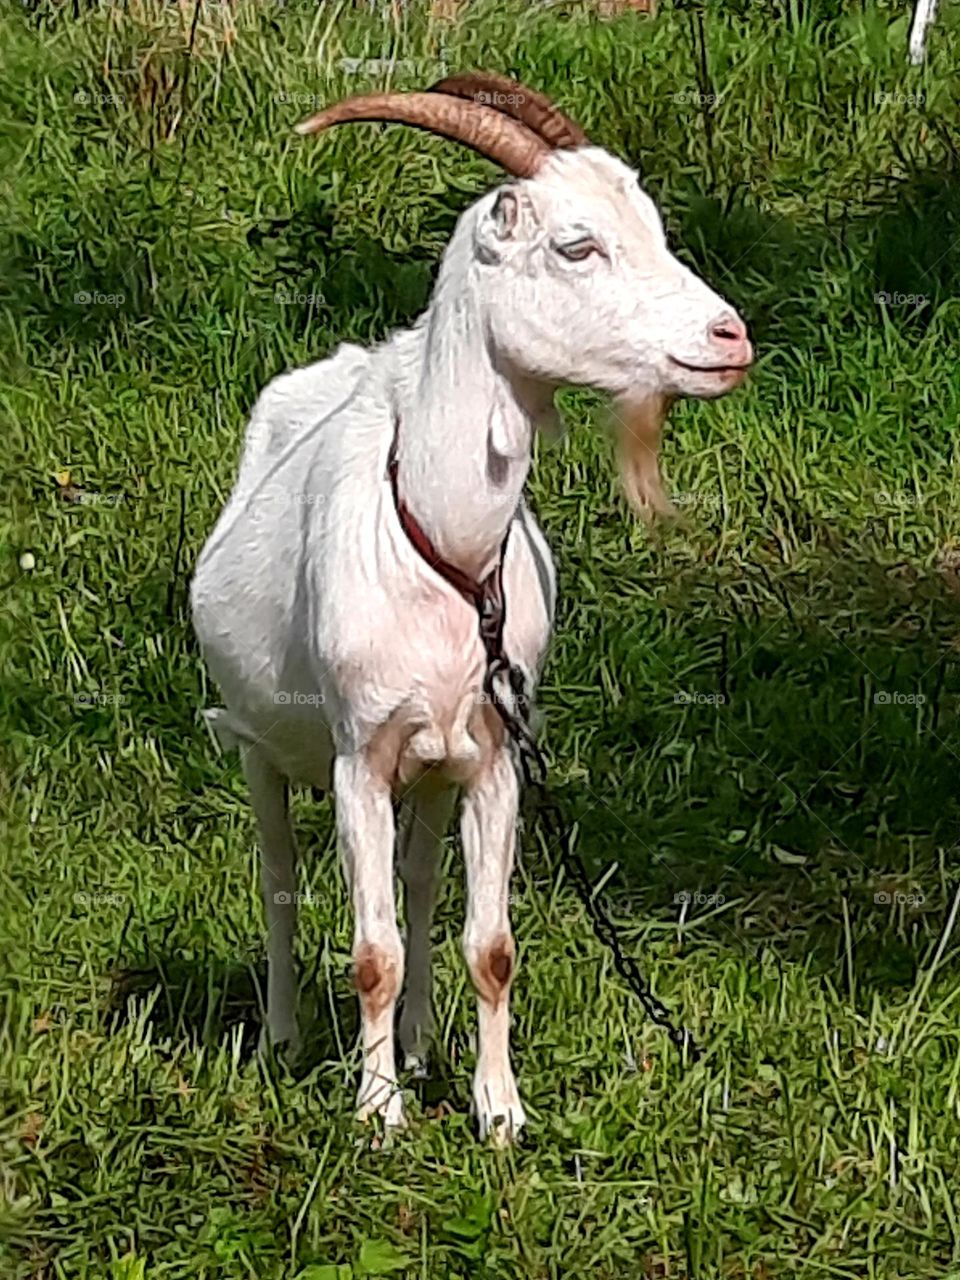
left=296, top=73, right=753, bottom=516
left=473, top=150, right=751, bottom=399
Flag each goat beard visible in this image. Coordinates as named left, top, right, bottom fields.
left=612, top=391, right=677, bottom=521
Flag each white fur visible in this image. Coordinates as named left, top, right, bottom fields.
left=909, top=0, right=938, bottom=62
left=191, top=147, right=748, bottom=1141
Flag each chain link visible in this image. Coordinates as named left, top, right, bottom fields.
left=484, top=658, right=702, bottom=1064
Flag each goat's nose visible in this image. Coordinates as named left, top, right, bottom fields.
left=707, top=311, right=752, bottom=364
left=708, top=311, right=747, bottom=346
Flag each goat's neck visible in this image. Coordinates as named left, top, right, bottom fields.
left=394, top=291, right=547, bottom=583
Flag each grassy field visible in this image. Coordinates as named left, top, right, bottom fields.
left=3, top=0, right=960, bottom=1275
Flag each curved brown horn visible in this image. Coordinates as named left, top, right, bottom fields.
left=430, top=71, right=588, bottom=149
left=294, top=92, right=549, bottom=178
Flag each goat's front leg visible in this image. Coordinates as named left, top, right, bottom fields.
left=335, top=753, right=405, bottom=1129
left=461, top=748, right=525, bottom=1144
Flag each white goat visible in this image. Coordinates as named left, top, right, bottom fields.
left=191, top=73, right=752, bottom=1143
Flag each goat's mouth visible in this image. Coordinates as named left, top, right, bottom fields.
left=666, top=354, right=752, bottom=396
left=667, top=356, right=753, bottom=376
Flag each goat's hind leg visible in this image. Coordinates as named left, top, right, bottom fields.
left=398, top=784, right=456, bottom=1074
left=241, top=746, right=300, bottom=1057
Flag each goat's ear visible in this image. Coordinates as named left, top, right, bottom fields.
left=613, top=392, right=677, bottom=521
left=490, top=189, right=520, bottom=239
left=476, top=189, right=524, bottom=260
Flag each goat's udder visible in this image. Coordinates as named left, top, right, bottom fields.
left=365, top=697, right=507, bottom=792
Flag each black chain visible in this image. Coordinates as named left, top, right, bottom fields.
left=483, top=656, right=702, bottom=1064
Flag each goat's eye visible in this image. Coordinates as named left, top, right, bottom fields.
left=555, top=238, right=602, bottom=262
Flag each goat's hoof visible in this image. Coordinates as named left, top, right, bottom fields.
left=357, top=1082, right=407, bottom=1133
left=403, top=1052, right=430, bottom=1080
left=472, top=1076, right=525, bottom=1146
left=258, top=1026, right=301, bottom=1065
left=398, top=1008, right=434, bottom=1075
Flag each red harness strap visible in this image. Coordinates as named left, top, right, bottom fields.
left=386, top=439, right=510, bottom=667
left=386, top=427, right=539, bottom=765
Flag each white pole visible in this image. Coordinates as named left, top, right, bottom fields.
left=909, top=0, right=939, bottom=64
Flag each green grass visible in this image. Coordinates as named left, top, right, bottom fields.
left=3, top=0, right=960, bottom=1275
